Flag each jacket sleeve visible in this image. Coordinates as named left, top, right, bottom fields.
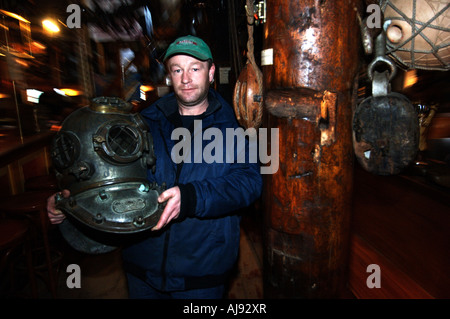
left=189, top=161, right=262, bottom=218
left=177, top=183, right=197, bottom=219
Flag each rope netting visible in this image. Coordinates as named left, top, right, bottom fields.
left=380, top=0, right=450, bottom=71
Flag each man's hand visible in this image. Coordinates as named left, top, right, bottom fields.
left=46, top=190, right=70, bottom=224
left=152, top=186, right=181, bottom=231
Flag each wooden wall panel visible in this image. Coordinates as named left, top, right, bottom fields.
left=349, top=234, right=433, bottom=299
left=350, top=165, right=450, bottom=298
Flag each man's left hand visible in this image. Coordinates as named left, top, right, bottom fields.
left=152, top=186, right=181, bottom=231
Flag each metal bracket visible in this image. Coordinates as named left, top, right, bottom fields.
left=256, top=1, right=266, bottom=24
left=246, top=0, right=266, bottom=25
left=367, top=21, right=397, bottom=97
left=319, top=91, right=337, bottom=146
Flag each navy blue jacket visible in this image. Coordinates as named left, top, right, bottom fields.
left=122, top=89, right=262, bottom=291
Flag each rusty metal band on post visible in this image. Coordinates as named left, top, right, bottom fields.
left=262, top=0, right=362, bottom=298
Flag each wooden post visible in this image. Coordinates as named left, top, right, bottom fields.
left=262, top=0, right=362, bottom=298
left=76, top=27, right=95, bottom=104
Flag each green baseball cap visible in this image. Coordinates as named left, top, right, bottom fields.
left=163, top=35, right=213, bottom=62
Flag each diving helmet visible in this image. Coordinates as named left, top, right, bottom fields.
left=51, top=97, right=165, bottom=253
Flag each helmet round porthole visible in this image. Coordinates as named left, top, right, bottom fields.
left=94, top=122, right=144, bottom=164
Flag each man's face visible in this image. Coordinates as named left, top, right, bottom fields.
left=166, top=55, right=215, bottom=109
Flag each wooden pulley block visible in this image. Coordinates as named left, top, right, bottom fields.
left=353, top=86, right=419, bottom=175
left=233, top=62, right=263, bottom=130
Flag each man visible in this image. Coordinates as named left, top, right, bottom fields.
left=47, top=35, right=262, bottom=299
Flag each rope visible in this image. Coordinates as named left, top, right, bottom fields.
left=245, top=0, right=264, bottom=129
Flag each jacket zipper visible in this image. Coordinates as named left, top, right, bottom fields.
left=159, top=118, right=210, bottom=290
left=159, top=126, right=184, bottom=291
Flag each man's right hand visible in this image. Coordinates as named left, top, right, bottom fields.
left=47, top=189, right=70, bottom=224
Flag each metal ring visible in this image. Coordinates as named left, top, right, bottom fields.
left=367, top=55, right=397, bottom=82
